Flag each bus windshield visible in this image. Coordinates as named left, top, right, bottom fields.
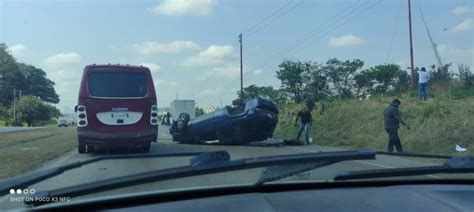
left=88, top=72, right=148, bottom=98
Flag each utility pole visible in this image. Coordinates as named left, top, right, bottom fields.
left=12, top=89, right=22, bottom=125
left=239, top=33, right=243, bottom=99
left=13, top=88, right=16, bottom=124
left=408, top=0, right=415, bottom=85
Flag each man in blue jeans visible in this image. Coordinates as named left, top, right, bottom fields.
left=294, top=106, right=312, bottom=145
left=417, top=67, right=429, bottom=101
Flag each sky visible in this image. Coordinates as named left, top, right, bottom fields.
left=1, top=0, right=473, bottom=112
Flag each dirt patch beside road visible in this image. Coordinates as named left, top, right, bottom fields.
left=0, top=128, right=76, bottom=179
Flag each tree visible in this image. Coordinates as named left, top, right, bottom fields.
left=324, top=58, right=364, bottom=99
left=457, top=64, right=473, bottom=90
left=0, top=44, right=27, bottom=106
left=354, top=64, right=401, bottom=96
left=0, top=43, right=60, bottom=106
left=393, top=69, right=411, bottom=94
left=301, top=62, right=331, bottom=101
left=276, top=60, right=308, bottom=102
left=15, top=95, right=52, bottom=126
left=18, top=63, right=59, bottom=103
left=238, top=85, right=288, bottom=105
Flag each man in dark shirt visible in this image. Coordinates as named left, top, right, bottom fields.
left=295, top=106, right=312, bottom=145
left=384, top=99, right=410, bottom=153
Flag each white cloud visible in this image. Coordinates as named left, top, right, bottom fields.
left=252, top=69, right=263, bottom=76
left=183, top=45, right=235, bottom=67
left=195, top=76, right=207, bottom=80
left=438, top=44, right=473, bottom=57
left=138, top=62, right=161, bottom=74
left=197, top=86, right=224, bottom=97
left=452, top=6, right=472, bottom=15
left=7, top=44, right=29, bottom=58
left=206, top=66, right=240, bottom=78
left=452, top=18, right=474, bottom=32
left=133, top=41, right=200, bottom=55
left=154, top=79, right=177, bottom=87
left=152, top=0, right=215, bottom=16
left=328, top=35, right=365, bottom=47
left=197, top=65, right=262, bottom=81
left=44, top=52, right=81, bottom=68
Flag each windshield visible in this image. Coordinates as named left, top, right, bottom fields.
left=0, top=0, right=472, bottom=210
left=88, top=72, right=148, bottom=98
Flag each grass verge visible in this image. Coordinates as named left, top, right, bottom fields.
left=0, top=128, right=76, bottom=179
left=275, top=96, right=474, bottom=157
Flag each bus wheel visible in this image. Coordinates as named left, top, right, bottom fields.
left=142, top=142, right=151, bottom=153
left=78, top=143, right=86, bottom=153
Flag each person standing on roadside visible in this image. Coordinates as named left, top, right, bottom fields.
left=417, top=67, right=430, bottom=101
left=295, top=106, right=312, bottom=145
left=384, top=99, right=410, bottom=153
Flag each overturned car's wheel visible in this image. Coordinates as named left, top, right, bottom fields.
left=176, top=113, right=190, bottom=132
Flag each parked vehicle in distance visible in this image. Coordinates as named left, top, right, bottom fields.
left=75, top=64, right=158, bottom=153
left=170, top=100, right=195, bottom=122
left=170, top=98, right=278, bottom=145
left=57, top=118, right=68, bottom=127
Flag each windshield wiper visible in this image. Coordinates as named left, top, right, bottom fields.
left=0, top=151, right=206, bottom=196
left=256, top=151, right=453, bottom=185
left=334, top=156, right=474, bottom=181
left=25, top=149, right=376, bottom=207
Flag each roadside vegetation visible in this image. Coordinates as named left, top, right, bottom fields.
left=238, top=58, right=473, bottom=156
left=0, top=128, right=76, bottom=179
left=0, top=43, right=61, bottom=127
left=274, top=96, right=474, bottom=156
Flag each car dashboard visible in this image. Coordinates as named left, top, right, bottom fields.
left=36, top=182, right=474, bottom=211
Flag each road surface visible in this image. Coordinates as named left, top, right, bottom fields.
left=0, top=125, right=460, bottom=210
left=0, top=127, right=45, bottom=133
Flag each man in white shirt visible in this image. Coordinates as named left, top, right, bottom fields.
left=417, top=67, right=429, bottom=101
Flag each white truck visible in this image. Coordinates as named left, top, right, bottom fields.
left=170, top=100, right=195, bottom=122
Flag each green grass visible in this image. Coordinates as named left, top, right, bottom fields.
left=0, top=128, right=77, bottom=179
left=275, top=96, right=474, bottom=156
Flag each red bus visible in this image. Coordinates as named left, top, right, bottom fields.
left=75, top=64, right=158, bottom=153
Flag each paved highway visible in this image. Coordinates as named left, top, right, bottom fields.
left=0, top=125, right=455, bottom=210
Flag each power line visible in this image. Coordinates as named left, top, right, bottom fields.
left=216, top=0, right=366, bottom=92
left=205, top=0, right=383, bottom=100
left=244, top=0, right=382, bottom=86
left=243, top=0, right=295, bottom=35
left=257, top=0, right=381, bottom=72
left=416, top=0, right=443, bottom=67
left=245, top=0, right=305, bottom=38
left=385, top=0, right=403, bottom=63
left=282, top=0, right=381, bottom=58
left=253, top=0, right=369, bottom=71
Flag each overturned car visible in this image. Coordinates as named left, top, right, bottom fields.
left=169, top=98, right=279, bottom=145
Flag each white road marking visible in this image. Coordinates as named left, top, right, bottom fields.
left=289, top=146, right=442, bottom=179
